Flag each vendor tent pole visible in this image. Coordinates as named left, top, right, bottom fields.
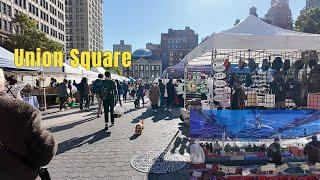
left=41, top=70, right=47, bottom=111
left=183, top=60, right=188, bottom=108
left=222, top=126, right=226, bottom=156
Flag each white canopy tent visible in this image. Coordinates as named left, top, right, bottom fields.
left=186, top=15, right=320, bottom=65
left=63, top=63, right=99, bottom=83
left=94, top=67, right=129, bottom=82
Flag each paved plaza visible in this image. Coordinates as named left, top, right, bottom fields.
left=42, top=100, right=189, bottom=180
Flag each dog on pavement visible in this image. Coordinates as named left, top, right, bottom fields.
left=135, top=120, right=144, bottom=135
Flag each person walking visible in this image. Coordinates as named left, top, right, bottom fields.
left=115, top=80, right=122, bottom=106
left=73, top=77, right=91, bottom=111
left=100, top=71, right=118, bottom=131
left=149, top=83, right=160, bottom=113
left=89, top=81, right=95, bottom=105
left=92, top=74, right=104, bottom=118
left=136, top=80, right=145, bottom=106
left=0, top=68, right=57, bottom=180
left=158, top=79, right=165, bottom=107
left=304, top=135, right=320, bottom=164
left=175, top=79, right=184, bottom=107
left=57, top=79, right=69, bottom=111
left=67, top=80, right=73, bottom=97
left=166, top=79, right=175, bottom=112
left=122, top=80, right=128, bottom=103
left=213, top=141, right=222, bottom=155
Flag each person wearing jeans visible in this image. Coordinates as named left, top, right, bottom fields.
left=94, top=74, right=104, bottom=118
left=74, top=78, right=91, bottom=111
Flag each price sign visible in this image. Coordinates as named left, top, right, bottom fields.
left=192, top=171, right=202, bottom=177
left=213, top=64, right=226, bottom=72
left=261, top=164, right=275, bottom=172
left=206, top=164, right=213, bottom=169
left=213, top=58, right=225, bottom=63
left=214, top=88, right=225, bottom=95
left=274, top=164, right=289, bottom=174
left=214, top=80, right=227, bottom=87
left=214, top=72, right=227, bottom=80
left=301, top=164, right=310, bottom=171
left=214, top=95, right=228, bottom=102
left=219, top=166, right=236, bottom=174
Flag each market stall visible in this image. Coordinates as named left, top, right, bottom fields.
left=185, top=15, right=320, bottom=179
left=184, top=15, right=320, bottom=111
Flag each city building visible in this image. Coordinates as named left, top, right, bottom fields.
left=113, top=40, right=132, bottom=77
left=265, top=0, right=293, bottom=30
left=129, top=48, right=162, bottom=82
left=161, top=27, right=198, bottom=71
left=250, top=7, right=258, bottom=17
left=65, top=0, right=103, bottom=59
left=301, top=0, right=320, bottom=14
left=146, top=43, right=161, bottom=59
left=0, top=0, right=66, bottom=47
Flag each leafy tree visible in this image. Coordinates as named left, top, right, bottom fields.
left=4, top=14, right=63, bottom=52
left=295, top=7, right=320, bottom=34
left=234, top=19, right=240, bottom=26
left=105, top=67, right=122, bottom=76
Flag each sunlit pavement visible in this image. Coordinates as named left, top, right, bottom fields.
left=43, top=100, right=189, bottom=180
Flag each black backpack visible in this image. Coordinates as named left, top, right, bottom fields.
left=100, top=80, right=116, bottom=100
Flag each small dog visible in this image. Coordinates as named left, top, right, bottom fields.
left=135, top=120, right=144, bottom=135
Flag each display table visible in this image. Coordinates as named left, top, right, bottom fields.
left=23, top=96, right=40, bottom=109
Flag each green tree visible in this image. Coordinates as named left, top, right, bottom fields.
left=295, top=7, right=320, bottom=34
left=4, top=14, right=63, bottom=52
left=234, top=19, right=240, bottom=26
left=105, top=67, right=122, bottom=76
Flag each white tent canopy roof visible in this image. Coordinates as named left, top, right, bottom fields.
left=186, top=15, right=320, bottom=65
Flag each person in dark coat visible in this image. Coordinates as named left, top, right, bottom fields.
left=115, top=80, right=122, bottom=106
left=0, top=68, right=57, bottom=180
left=158, top=79, right=165, bottom=107
left=136, top=81, right=145, bottom=106
left=73, top=77, right=91, bottom=111
left=304, top=136, right=320, bottom=164
left=57, top=79, right=69, bottom=111
left=166, top=79, right=175, bottom=112
left=122, top=80, right=128, bottom=102
left=267, top=138, right=283, bottom=165
left=231, top=81, right=245, bottom=110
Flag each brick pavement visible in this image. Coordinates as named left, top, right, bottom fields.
left=43, top=101, right=189, bottom=180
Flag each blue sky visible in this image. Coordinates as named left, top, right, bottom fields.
left=103, top=0, right=306, bottom=51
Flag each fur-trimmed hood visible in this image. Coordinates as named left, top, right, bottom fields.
left=0, top=93, right=57, bottom=180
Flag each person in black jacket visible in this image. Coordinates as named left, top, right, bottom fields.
left=100, top=71, right=118, bottom=130
left=57, top=79, right=69, bottom=111
left=166, top=79, right=175, bottom=112
left=73, top=77, right=90, bottom=111
left=122, top=80, right=128, bottom=102
left=158, top=79, right=165, bottom=107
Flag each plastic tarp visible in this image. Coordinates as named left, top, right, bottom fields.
left=0, top=46, right=40, bottom=71
left=186, top=15, right=320, bottom=65
left=190, top=110, right=320, bottom=140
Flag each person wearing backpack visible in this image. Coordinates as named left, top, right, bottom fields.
left=100, top=71, right=118, bottom=130
left=92, top=74, right=104, bottom=118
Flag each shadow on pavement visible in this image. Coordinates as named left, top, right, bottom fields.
left=170, top=122, right=189, bottom=155
left=47, top=117, right=97, bottom=133
left=130, top=134, right=140, bottom=140
left=130, top=108, right=180, bottom=123
left=56, top=129, right=111, bottom=155
left=43, top=110, right=83, bottom=121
